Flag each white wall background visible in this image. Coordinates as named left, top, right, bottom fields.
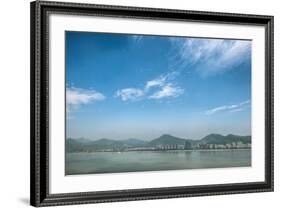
left=0, top=0, right=279, bottom=207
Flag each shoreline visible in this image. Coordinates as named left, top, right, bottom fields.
left=67, top=148, right=251, bottom=154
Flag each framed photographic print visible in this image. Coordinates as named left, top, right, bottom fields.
left=30, top=0, right=274, bottom=207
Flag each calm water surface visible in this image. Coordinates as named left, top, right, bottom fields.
left=66, top=149, right=251, bottom=175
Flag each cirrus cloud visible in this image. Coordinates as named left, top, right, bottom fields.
left=148, top=83, right=184, bottom=99
left=145, top=76, right=166, bottom=90
left=115, top=72, right=184, bottom=101
left=170, top=38, right=251, bottom=77
left=66, top=87, right=105, bottom=116
left=115, top=88, right=144, bottom=101
left=205, top=100, right=250, bottom=115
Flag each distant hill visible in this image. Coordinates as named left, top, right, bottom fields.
left=93, top=138, right=121, bottom=146
left=148, top=134, right=187, bottom=146
left=66, top=138, right=148, bottom=152
left=93, top=138, right=146, bottom=147
left=201, top=134, right=251, bottom=145
left=66, top=138, right=89, bottom=152
left=74, top=137, right=94, bottom=144
left=122, top=138, right=147, bottom=147
left=66, top=133, right=251, bottom=153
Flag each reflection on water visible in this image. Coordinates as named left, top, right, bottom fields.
left=66, top=149, right=251, bottom=175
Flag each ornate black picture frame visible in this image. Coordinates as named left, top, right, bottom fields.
left=30, top=0, right=274, bottom=207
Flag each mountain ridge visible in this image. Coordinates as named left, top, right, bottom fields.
left=66, top=133, right=251, bottom=153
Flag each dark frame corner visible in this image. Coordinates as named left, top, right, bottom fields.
left=30, top=0, right=274, bottom=207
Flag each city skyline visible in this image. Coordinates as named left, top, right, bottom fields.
left=66, top=31, right=252, bottom=140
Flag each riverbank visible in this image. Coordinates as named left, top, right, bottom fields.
left=67, top=148, right=251, bottom=154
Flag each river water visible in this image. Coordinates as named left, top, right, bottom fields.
left=66, top=149, right=251, bottom=175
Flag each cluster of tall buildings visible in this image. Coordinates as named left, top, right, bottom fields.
left=195, top=142, right=251, bottom=149
left=157, top=144, right=185, bottom=150
left=95, top=142, right=251, bottom=152
left=156, top=141, right=251, bottom=150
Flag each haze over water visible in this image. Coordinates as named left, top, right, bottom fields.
left=66, top=149, right=251, bottom=175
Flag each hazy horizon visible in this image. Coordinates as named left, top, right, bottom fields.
left=66, top=32, right=251, bottom=141
left=67, top=132, right=252, bottom=142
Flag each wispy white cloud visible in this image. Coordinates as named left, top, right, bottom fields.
left=66, top=87, right=105, bottom=116
left=145, top=76, right=166, bottom=90
left=149, top=83, right=184, bottom=99
left=115, top=72, right=184, bottom=101
left=170, top=38, right=251, bottom=76
left=239, top=100, right=251, bottom=105
left=206, top=106, right=231, bottom=115
left=115, top=88, right=144, bottom=101
left=67, top=87, right=105, bottom=105
left=144, top=72, right=178, bottom=90
left=205, top=100, right=250, bottom=115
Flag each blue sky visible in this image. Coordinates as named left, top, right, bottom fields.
left=66, top=31, right=251, bottom=140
